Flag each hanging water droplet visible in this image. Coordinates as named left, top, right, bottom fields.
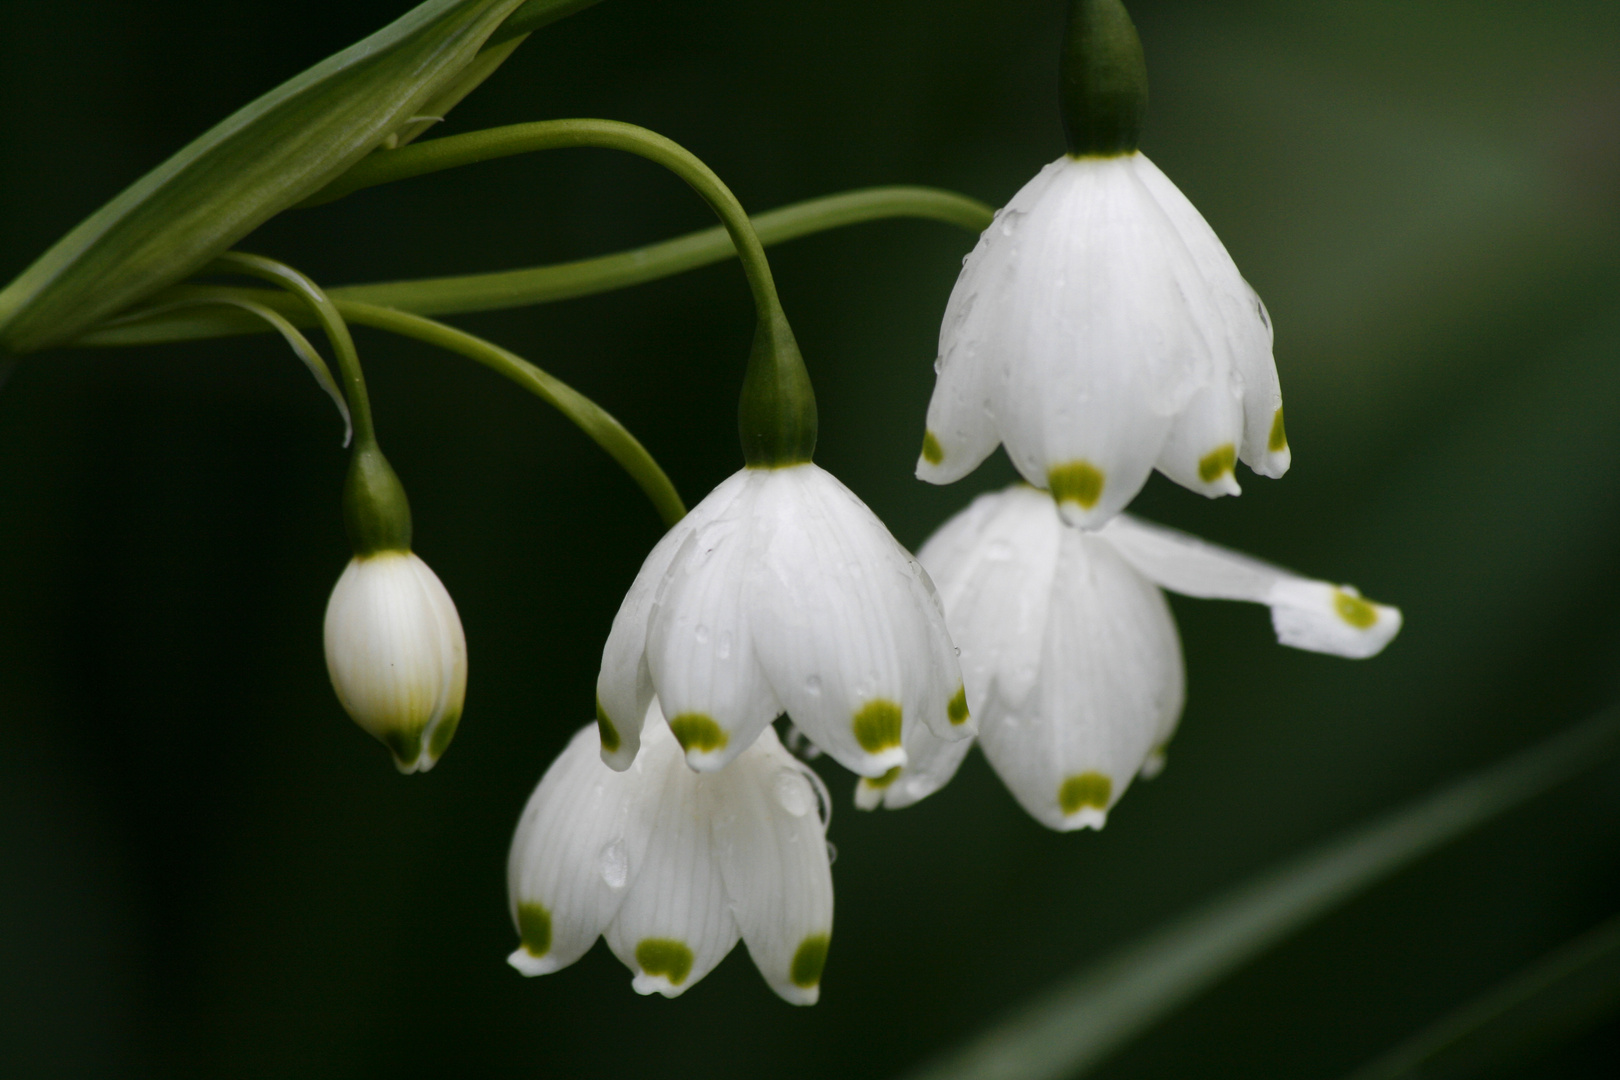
left=804, top=675, right=822, bottom=697
left=825, top=841, right=838, bottom=865
left=694, top=624, right=711, bottom=645
left=598, top=839, right=628, bottom=888
left=773, top=769, right=814, bottom=817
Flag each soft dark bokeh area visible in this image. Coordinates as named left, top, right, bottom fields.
left=3, top=1, right=1619, bottom=1076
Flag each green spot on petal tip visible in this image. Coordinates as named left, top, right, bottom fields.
left=668, top=713, right=727, bottom=754
left=791, top=934, right=830, bottom=989
left=1048, top=461, right=1105, bottom=509
left=595, top=698, right=621, bottom=753
left=948, top=685, right=969, bottom=725
left=426, top=709, right=460, bottom=763
left=1268, top=407, right=1287, bottom=453
left=1334, top=590, right=1378, bottom=629
left=852, top=700, right=903, bottom=753
left=518, top=903, right=552, bottom=958
left=1198, top=443, right=1236, bottom=483
left=1059, top=772, right=1113, bottom=815
left=866, top=766, right=902, bottom=790
left=921, top=430, right=945, bottom=466
left=636, top=938, right=694, bottom=986
left=382, top=727, right=423, bottom=773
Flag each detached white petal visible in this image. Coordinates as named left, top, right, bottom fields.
left=507, top=709, right=835, bottom=1004
left=919, top=153, right=1287, bottom=527
left=1100, top=514, right=1403, bottom=659
left=323, top=551, right=467, bottom=773
left=917, top=486, right=1401, bottom=831
left=597, top=464, right=967, bottom=778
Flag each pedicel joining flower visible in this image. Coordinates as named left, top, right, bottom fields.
left=858, top=485, right=1401, bottom=829
left=595, top=461, right=971, bottom=780
left=324, top=440, right=467, bottom=773
left=916, top=0, right=1288, bottom=529
left=508, top=705, right=834, bottom=1004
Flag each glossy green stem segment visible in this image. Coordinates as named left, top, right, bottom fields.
left=335, top=300, right=687, bottom=527
left=211, top=252, right=377, bottom=446
left=1342, top=912, right=1620, bottom=1080
left=77, top=187, right=992, bottom=346
left=1061, top=0, right=1148, bottom=157
left=303, top=118, right=815, bottom=467
left=901, top=707, right=1620, bottom=1080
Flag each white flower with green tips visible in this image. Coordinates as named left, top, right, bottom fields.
left=323, top=550, right=467, bottom=773
left=881, top=485, right=1401, bottom=829
left=595, top=462, right=972, bottom=780
left=916, top=150, right=1289, bottom=529
left=507, top=706, right=834, bottom=1004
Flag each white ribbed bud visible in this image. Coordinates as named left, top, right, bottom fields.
left=323, top=551, right=467, bottom=773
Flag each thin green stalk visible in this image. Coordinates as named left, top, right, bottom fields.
left=210, top=251, right=377, bottom=445
left=304, top=120, right=783, bottom=317
left=335, top=300, right=686, bottom=527
left=77, top=187, right=993, bottom=346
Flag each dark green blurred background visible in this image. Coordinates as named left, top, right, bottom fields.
left=3, top=1, right=1619, bottom=1076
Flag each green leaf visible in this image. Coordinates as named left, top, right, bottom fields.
left=0, top=0, right=556, bottom=355
left=899, top=708, right=1620, bottom=1080
left=1342, top=912, right=1620, bottom=1080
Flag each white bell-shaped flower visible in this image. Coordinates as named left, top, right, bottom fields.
left=507, top=706, right=835, bottom=1004
left=868, top=485, right=1400, bottom=828
left=323, top=551, right=467, bottom=773
left=917, top=151, right=1289, bottom=529
left=595, top=462, right=971, bottom=779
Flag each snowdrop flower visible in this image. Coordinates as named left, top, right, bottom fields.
left=508, top=706, right=834, bottom=1004
left=916, top=0, right=1288, bottom=528
left=595, top=462, right=971, bottom=780
left=324, top=550, right=467, bottom=773
left=867, top=485, right=1400, bottom=828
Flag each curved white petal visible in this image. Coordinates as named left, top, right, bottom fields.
left=748, top=466, right=931, bottom=777
left=604, top=721, right=741, bottom=997
left=977, top=529, right=1184, bottom=832
left=323, top=551, right=467, bottom=773
left=1155, top=380, right=1246, bottom=499
left=506, top=721, right=660, bottom=977
left=645, top=477, right=782, bottom=772
left=1129, top=153, right=1288, bottom=478
left=1100, top=514, right=1402, bottom=658
left=710, top=727, right=834, bottom=1005
left=595, top=530, right=682, bottom=772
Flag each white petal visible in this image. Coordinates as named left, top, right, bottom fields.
left=918, top=486, right=1062, bottom=713
left=917, top=222, right=1007, bottom=485
left=1129, top=153, right=1289, bottom=478
left=323, top=551, right=467, bottom=773
left=1155, top=380, right=1246, bottom=499
left=977, top=530, right=1183, bottom=832
left=1100, top=514, right=1403, bottom=658
left=855, top=718, right=975, bottom=812
left=645, top=473, right=782, bottom=772
left=604, top=720, right=741, bottom=997
left=506, top=721, right=660, bottom=977
left=747, top=466, right=916, bottom=777
left=710, top=727, right=834, bottom=1005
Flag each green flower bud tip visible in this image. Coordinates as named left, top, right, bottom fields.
left=343, top=441, right=414, bottom=557
left=1060, top=0, right=1149, bottom=158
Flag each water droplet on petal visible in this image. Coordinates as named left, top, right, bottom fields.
left=986, top=540, right=1012, bottom=561
left=694, top=624, right=710, bottom=645
left=804, top=675, right=822, bottom=697
left=717, top=630, right=733, bottom=660
left=825, top=841, right=838, bottom=865
left=774, top=769, right=814, bottom=817
left=599, top=839, right=628, bottom=888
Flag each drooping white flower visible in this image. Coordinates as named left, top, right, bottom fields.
left=323, top=550, right=467, bottom=773
left=917, top=151, right=1289, bottom=529
left=507, top=706, right=834, bottom=1004
left=595, top=462, right=971, bottom=779
left=863, top=485, right=1401, bottom=828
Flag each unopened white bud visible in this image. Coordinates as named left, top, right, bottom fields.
left=323, top=551, right=467, bottom=773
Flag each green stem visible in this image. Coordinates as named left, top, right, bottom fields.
left=77, top=187, right=993, bottom=346
left=210, top=251, right=377, bottom=446
left=335, top=299, right=686, bottom=527
left=303, top=120, right=783, bottom=317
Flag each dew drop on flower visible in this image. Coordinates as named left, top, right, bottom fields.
left=804, top=675, right=822, bottom=697
left=773, top=769, right=814, bottom=817
left=825, top=841, right=838, bottom=865
left=694, top=624, right=710, bottom=644
left=598, top=839, right=628, bottom=888
left=986, top=540, right=1013, bottom=561
left=717, top=630, right=733, bottom=659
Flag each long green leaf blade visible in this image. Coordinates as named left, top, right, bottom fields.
left=900, top=709, right=1620, bottom=1080
left=0, top=0, right=542, bottom=354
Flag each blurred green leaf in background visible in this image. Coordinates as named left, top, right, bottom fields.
left=1, top=1, right=1617, bottom=1078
